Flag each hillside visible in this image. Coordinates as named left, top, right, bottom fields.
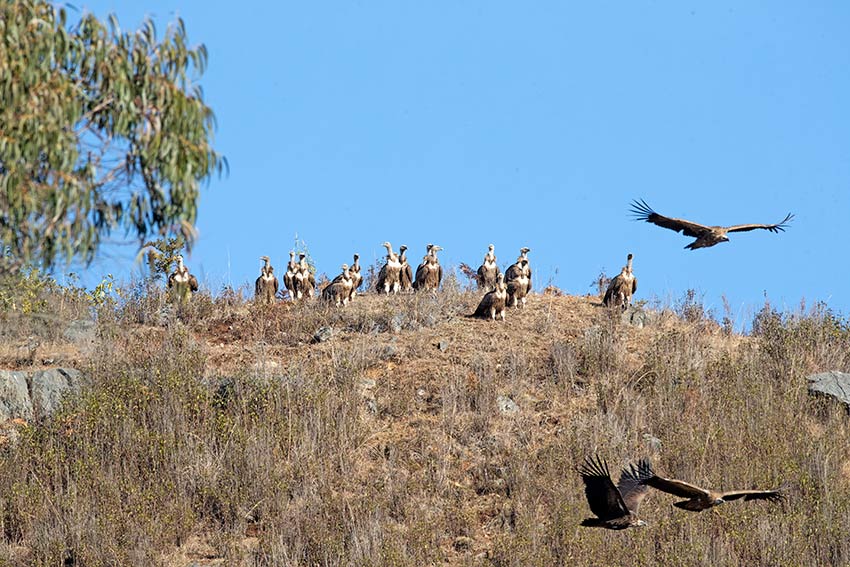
left=1, top=279, right=849, bottom=566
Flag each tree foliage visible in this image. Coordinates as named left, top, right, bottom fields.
left=0, top=0, right=226, bottom=272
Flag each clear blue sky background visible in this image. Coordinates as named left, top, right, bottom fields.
left=73, top=1, right=849, bottom=326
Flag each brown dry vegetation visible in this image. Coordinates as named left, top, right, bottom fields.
left=1, top=273, right=850, bottom=566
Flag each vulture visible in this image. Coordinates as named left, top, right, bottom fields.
left=646, top=467, right=783, bottom=512
left=332, top=254, right=362, bottom=301
left=413, top=244, right=443, bottom=291
left=254, top=256, right=279, bottom=305
left=505, top=247, right=532, bottom=292
left=578, top=455, right=654, bottom=530
left=506, top=259, right=530, bottom=309
left=472, top=272, right=507, bottom=321
left=283, top=251, right=298, bottom=300
left=630, top=199, right=794, bottom=250
left=323, top=264, right=353, bottom=306
left=166, top=255, right=199, bottom=303
left=603, top=253, right=637, bottom=310
left=398, top=245, right=413, bottom=292
left=476, top=244, right=500, bottom=290
left=376, top=241, right=402, bottom=295
left=293, top=253, right=315, bottom=300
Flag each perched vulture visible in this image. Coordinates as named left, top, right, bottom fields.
left=472, top=273, right=507, bottom=321
left=413, top=244, right=443, bottom=291
left=578, top=455, right=654, bottom=530
left=476, top=244, right=500, bottom=290
left=283, top=251, right=298, bottom=300
left=323, top=264, right=353, bottom=306
left=376, top=241, right=402, bottom=295
left=332, top=254, right=361, bottom=301
left=646, top=468, right=783, bottom=512
left=398, top=245, right=413, bottom=292
left=255, top=256, right=279, bottom=305
left=293, top=253, right=315, bottom=300
left=603, top=253, right=637, bottom=310
left=505, top=247, right=532, bottom=291
left=630, top=199, right=794, bottom=250
left=167, top=255, right=199, bottom=303
left=506, top=259, right=530, bottom=308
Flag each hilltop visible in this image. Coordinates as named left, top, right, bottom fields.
left=0, top=278, right=849, bottom=566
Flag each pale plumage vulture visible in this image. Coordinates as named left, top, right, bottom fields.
left=476, top=244, right=500, bottom=290
left=323, top=264, right=353, bottom=306
left=646, top=467, right=783, bottom=512
left=506, top=259, right=530, bottom=308
left=472, top=272, right=507, bottom=321
left=578, top=455, right=654, bottom=530
left=166, top=255, right=199, bottom=303
left=603, top=253, right=637, bottom=310
left=398, top=245, right=413, bottom=292
left=255, top=255, right=279, bottom=305
left=293, top=253, right=315, bottom=300
left=283, top=251, right=298, bottom=300
left=413, top=244, right=443, bottom=291
left=376, top=241, right=402, bottom=295
left=630, top=199, right=794, bottom=250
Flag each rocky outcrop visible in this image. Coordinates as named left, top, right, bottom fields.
left=0, top=368, right=86, bottom=422
left=807, top=371, right=850, bottom=410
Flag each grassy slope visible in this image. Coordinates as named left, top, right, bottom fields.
left=1, top=282, right=849, bottom=566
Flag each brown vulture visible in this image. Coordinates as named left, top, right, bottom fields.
left=476, top=244, right=500, bottom=290
left=472, top=272, right=507, bottom=321
left=578, top=455, right=654, bottom=530
left=167, top=255, right=199, bottom=303
left=376, top=241, right=402, bottom=294
left=630, top=199, right=794, bottom=250
left=603, top=253, right=637, bottom=310
left=255, top=255, right=279, bottom=305
left=646, top=468, right=783, bottom=512
left=413, top=244, right=443, bottom=291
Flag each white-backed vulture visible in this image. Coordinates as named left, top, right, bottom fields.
left=472, top=272, right=507, bottom=321
left=476, top=244, right=500, bottom=290
left=603, top=253, right=637, bottom=310
left=646, top=466, right=783, bottom=512
left=166, top=255, right=199, bottom=303
left=413, top=244, right=443, bottom=291
left=255, top=255, right=279, bottom=305
left=506, top=259, right=530, bottom=308
left=630, top=199, right=794, bottom=250
left=293, top=253, right=315, bottom=300
left=505, top=247, right=532, bottom=292
left=376, top=241, right=402, bottom=294
left=399, top=245, right=413, bottom=292
left=578, top=455, right=654, bottom=530
left=323, top=264, right=353, bottom=306
left=283, top=251, right=298, bottom=300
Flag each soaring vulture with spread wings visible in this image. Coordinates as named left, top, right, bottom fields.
left=646, top=468, right=783, bottom=512
left=578, top=455, right=654, bottom=530
left=630, top=199, right=794, bottom=250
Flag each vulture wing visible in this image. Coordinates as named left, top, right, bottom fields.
left=725, top=213, right=794, bottom=234
left=630, top=199, right=711, bottom=238
left=167, top=272, right=176, bottom=289
left=578, top=455, right=629, bottom=521
left=473, top=290, right=495, bottom=317
left=504, top=263, right=521, bottom=283
left=617, top=458, right=654, bottom=514
left=718, top=489, right=783, bottom=503
left=255, top=276, right=263, bottom=296
left=273, top=275, right=279, bottom=294
left=188, top=275, right=199, bottom=292
left=647, top=474, right=712, bottom=499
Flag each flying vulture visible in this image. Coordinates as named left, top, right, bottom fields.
left=255, top=255, right=279, bottom=305
left=603, top=253, right=637, bottom=310
left=472, top=272, right=507, bottom=321
left=167, top=255, right=199, bottom=303
left=630, top=199, right=794, bottom=250
left=646, top=468, right=783, bottom=512
left=578, top=455, right=654, bottom=530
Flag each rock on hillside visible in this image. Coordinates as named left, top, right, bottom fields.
left=0, top=368, right=86, bottom=422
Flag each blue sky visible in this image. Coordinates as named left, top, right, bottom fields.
left=73, top=1, right=850, bottom=324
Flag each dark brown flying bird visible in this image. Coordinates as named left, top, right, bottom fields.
left=630, top=199, right=794, bottom=250
left=578, top=455, right=654, bottom=530
left=646, top=468, right=783, bottom=512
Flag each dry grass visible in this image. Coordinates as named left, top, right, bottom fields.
left=0, top=276, right=849, bottom=566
